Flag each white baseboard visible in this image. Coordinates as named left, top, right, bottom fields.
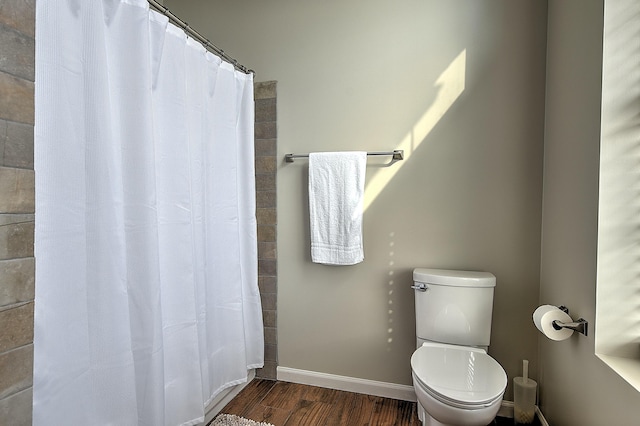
left=277, top=366, right=417, bottom=402
left=497, top=400, right=514, bottom=418
left=536, top=405, right=550, bottom=426
left=499, top=401, right=549, bottom=426
left=277, top=367, right=550, bottom=425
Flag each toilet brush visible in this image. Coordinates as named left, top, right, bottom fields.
left=513, top=360, right=537, bottom=424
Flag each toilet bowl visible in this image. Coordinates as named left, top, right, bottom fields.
left=411, top=342, right=507, bottom=426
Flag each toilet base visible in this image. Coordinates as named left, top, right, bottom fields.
left=417, top=401, right=450, bottom=426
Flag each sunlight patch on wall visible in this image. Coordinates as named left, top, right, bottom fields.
left=595, top=0, right=640, bottom=392
left=363, top=49, right=466, bottom=212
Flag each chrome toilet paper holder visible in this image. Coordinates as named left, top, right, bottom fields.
left=553, top=306, right=588, bottom=336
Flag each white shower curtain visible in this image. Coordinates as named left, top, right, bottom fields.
left=33, top=1, right=264, bottom=425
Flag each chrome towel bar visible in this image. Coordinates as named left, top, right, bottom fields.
left=285, top=150, right=404, bottom=163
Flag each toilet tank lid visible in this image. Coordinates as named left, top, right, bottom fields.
left=413, top=268, right=496, bottom=288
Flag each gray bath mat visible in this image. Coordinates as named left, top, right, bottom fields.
left=209, top=413, right=275, bottom=426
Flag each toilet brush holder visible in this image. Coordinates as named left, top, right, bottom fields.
left=513, top=376, right=537, bottom=424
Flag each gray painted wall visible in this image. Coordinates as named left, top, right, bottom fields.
left=166, top=0, right=548, bottom=400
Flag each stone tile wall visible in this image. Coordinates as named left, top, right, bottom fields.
left=254, top=81, right=278, bottom=380
left=0, top=1, right=35, bottom=425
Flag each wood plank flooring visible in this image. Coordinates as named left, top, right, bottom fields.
left=215, top=379, right=516, bottom=426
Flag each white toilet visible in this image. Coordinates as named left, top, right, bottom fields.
left=410, top=268, right=507, bottom=426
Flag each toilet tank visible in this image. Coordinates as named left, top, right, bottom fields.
left=413, top=268, right=496, bottom=348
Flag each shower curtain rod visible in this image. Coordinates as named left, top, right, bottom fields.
left=147, top=0, right=254, bottom=75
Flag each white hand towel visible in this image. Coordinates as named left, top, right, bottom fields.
left=308, top=151, right=367, bottom=265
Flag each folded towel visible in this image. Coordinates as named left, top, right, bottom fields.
left=308, top=151, right=367, bottom=265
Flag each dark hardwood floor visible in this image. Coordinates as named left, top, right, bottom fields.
left=214, top=379, right=517, bottom=426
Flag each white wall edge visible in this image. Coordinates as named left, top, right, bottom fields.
left=277, top=366, right=417, bottom=402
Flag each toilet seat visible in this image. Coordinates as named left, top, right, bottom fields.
left=411, top=344, right=507, bottom=409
